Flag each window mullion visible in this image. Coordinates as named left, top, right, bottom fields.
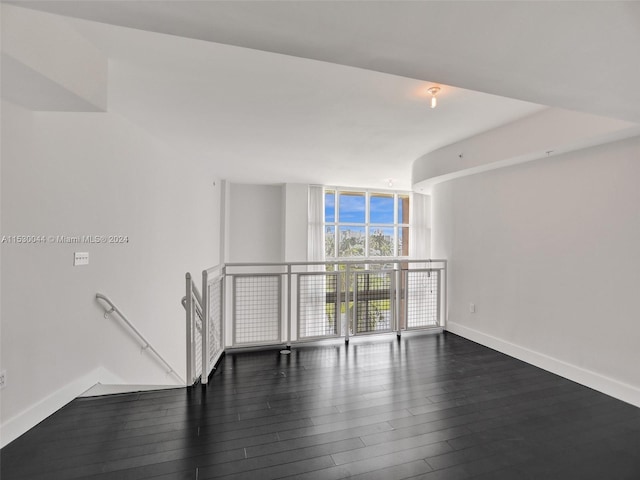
left=365, top=191, right=370, bottom=258
left=393, top=194, right=398, bottom=257
left=335, top=189, right=339, bottom=260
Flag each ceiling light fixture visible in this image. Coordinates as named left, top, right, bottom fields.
left=427, top=86, right=441, bottom=108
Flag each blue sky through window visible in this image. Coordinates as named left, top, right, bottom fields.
left=325, top=192, right=335, bottom=222
left=326, top=191, right=399, bottom=224
left=370, top=195, right=394, bottom=224
left=338, top=193, right=365, bottom=223
left=324, top=189, right=410, bottom=258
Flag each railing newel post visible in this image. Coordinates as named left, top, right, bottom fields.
left=201, top=269, right=209, bottom=385
left=185, top=273, right=194, bottom=385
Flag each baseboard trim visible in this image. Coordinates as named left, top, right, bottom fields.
left=79, top=384, right=183, bottom=397
left=446, top=322, right=640, bottom=408
left=0, top=366, right=123, bottom=448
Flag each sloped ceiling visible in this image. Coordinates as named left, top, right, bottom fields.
left=3, top=1, right=639, bottom=189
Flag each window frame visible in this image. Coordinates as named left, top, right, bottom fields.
left=324, top=187, right=411, bottom=260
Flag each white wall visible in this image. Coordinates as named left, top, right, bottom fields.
left=0, top=100, right=220, bottom=446
left=432, top=135, right=640, bottom=406
left=227, top=183, right=284, bottom=263
left=2, top=4, right=108, bottom=111
left=283, top=184, right=308, bottom=263
left=410, top=192, right=431, bottom=259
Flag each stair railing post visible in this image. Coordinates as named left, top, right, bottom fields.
left=185, top=273, right=194, bottom=385
left=202, top=269, right=209, bottom=385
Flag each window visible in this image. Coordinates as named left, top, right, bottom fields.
left=324, top=189, right=410, bottom=259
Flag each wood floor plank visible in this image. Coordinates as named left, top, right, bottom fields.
left=2, top=332, right=639, bottom=480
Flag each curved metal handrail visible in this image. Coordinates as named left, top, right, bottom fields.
left=181, top=291, right=203, bottom=323
left=96, top=293, right=185, bottom=384
left=181, top=295, right=203, bottom=335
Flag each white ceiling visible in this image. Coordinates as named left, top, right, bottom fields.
left=5, top=1, right=640, bottom=190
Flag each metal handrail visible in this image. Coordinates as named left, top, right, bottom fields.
left=181, top=295, right=203, bottom=328
left=199, top=266, right=226, bottom=385
left=182, top=259, right=446, bottom=385
left=190, top=283, right=203, bottom=310
left=182, top=279, right=203, bottom=317
left=96, top=293, right=185, bottom=384
left=184, top=272, right=208, bottom=385
left=220, top=259, right=446, bottom=345
left=223, top=259, right=447, bottom=267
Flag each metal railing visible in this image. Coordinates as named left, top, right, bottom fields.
left=201, top=266, right=225, bottom=384
left=96, top=293, right=185, bottom=384
left=185, top=259, right=446, bottom=385
left=183, top=273, right=203, bottom=385
left=184, top=266, right=225, bottom=385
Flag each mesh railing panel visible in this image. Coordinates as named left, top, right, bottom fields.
left=298, top=273, right=338, bottom=339
left=354, top=271, right=392, bottom=334
left=233, top=275, right=281, bottom=345
left=406, top=270, right=440, bottom=328
left=207, top=277, right=223, bottom=369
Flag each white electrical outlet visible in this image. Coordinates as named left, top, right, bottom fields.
left=0, top=370, right=6, bottom=389
left=74, top=252, right=89, bottom=266
left=470, top=303, right=476, bottom=313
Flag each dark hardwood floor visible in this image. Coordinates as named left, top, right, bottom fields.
left=2, top=332, right=640, bottom=479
